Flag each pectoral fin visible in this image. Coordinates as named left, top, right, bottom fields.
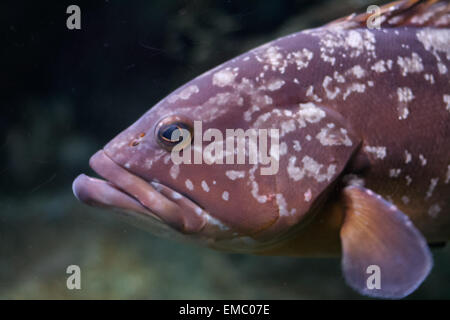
left=340, top=186, right=432, bottom=299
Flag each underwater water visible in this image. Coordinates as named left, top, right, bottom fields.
left=2, top=0, right=450, bottom=299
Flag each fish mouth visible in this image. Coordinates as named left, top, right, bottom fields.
left=72, top=150, right=205, bottom=234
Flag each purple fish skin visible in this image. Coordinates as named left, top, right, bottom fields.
left=73, top=0, right=450, bottom=254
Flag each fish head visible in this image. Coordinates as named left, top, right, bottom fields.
left=73, top=39, right=359, bottom=253
left=72, top=69, right=283, bottom=253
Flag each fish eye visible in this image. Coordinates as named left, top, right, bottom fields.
left=155, top=117, right=193, bottom=150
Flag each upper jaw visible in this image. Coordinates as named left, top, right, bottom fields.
left=72, top=150, right=205, bottom=233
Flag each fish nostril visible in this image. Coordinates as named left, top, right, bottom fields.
left=129, top=132, right=146, bottom=146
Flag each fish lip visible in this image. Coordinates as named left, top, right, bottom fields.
left=74, top=149, right=204, bottom=233
left=72, top=173, right=162, bottom=222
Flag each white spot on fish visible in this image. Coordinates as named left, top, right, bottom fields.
left=438, top=63, right=448, bottom=75
left=255, top=46, right=287, bottom=73
left=406, top=175, right=413, bottom=186
left=389, top=204, right=398, bottom=212
left=287, top=48, right=314, bottom=70
left=371, top=59, right=393, bottom=73
left=170, top=164, right=180, bottom=180
left=185, top=179, right=194, bottom=191
left=419, top=154, right=427, bottom=166
left=293, top=140, right=302, bottom=152
left=397, top=87, right=414, bottom=103
left=397, top=87, right=414, bottom=120
left=276, top=193, right=296, bottom=216
left=444, top=94, right=450, bottom=112
left=212, top=68, right=237, bottom=87
left=267, top=79, right=285, bottom=91
left=342, top=83, right=366, bottom=100
left=287, top=156, right=336, bottom=183
left=323, top=76, right=340, bottom=100
left=364, top=146, right=387, bottom=159
left=280, top=142, right=288, bottom=156
left=280, top=119, right=296, bottom=137
left=201, top=180, right=210, bottom=192
left=172, top=191, right=183, bottom=200
left=225, top=170, right=246, bottom=180
left=306, top=85, right=322, bottom=102
left=244, top=105, right=261, bottom=122
left=416, top=29, right=450, bottom=75
left=163, top=155, right=171, bottom=164
left=304, top=189, right=312, bottom=202
left=404, top=150, right=412, bottom=164
left=298, top=102, right=326, bottom=123
left=204, top=214, right=229, bottom=231
left=167, top=85, right=199, bottom=103
left=428, top=204, right=441, bottom=218
left=446, top=165, right=450, bottom=184
left=144, top=159, right=153, bottom=170
left=334, top=71, right=345, bottom=83
left=389, top=168, right=401, bottom=178
left=316, top=125, right=352, bottom=147
left=349, top=65, right=366, bottom=79
left=343, top=174, right=365, bottom=187
left=397, top=52, right=424, bottom=76
left=424, top=73, right=435, bottom=84
left=222, top=191, right=229, bottom=201
left=425, top=178, right=439, bottom=200
left=311, top=29, right=376, bottom=66
left=248, top=165, right=267, bottom=204
left=401, top=196, right=410, bottom=205
left=346, top=30, right=364, bottom=48
left=169, top=164, right=180, bottom=180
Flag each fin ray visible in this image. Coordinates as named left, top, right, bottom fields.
left=340, top=185, right=433, bottom=298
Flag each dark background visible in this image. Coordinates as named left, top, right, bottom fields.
left=1, top=0, right=449, bottom=299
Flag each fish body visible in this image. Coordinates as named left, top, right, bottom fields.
left=73, top=0, right=450, bottom=298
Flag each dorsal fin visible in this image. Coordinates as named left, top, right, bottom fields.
left=326, top=0, right=450, bottom=29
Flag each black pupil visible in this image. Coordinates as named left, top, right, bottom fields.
left=161, top=124, right=182, bottom=142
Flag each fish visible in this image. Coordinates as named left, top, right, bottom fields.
left=72, top=0, right=450, bottom=299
